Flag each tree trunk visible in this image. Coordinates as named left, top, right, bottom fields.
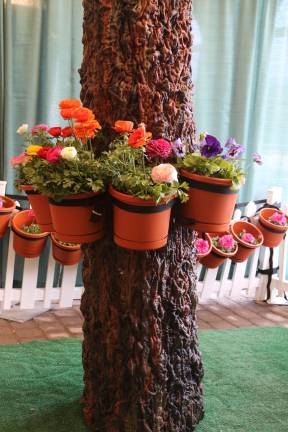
left=79, top=1, right=204, bottom=430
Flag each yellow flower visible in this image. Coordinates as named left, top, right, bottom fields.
left=26, top=145, right=43, bottom=155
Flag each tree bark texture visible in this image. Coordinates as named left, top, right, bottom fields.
left=79, top=1, right=204, bottom=430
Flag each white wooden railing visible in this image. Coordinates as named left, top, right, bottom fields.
left=0, top=186, right=287, bottom=312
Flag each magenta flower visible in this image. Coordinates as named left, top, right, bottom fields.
left=195, top=238, right=210, bottom=255
left=269, top=212, right=287, bottom=226
left=146, top=139, right=172, bottom=159
left=28, top=209, right=35, bottom=219
left=10, top=152, right=29, bottom=166
left=218, top=234, right=236, bottom=251
left=200, top=134, right=223, bottom=158
left=241, top=232, right=256, bottom=244
left=31, top=124, right=49, bottom=134
left=46, top=146, right=62, bottom=163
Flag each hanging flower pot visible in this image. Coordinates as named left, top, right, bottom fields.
left=180, top=170, right=238, bottom=232
left=257, top=208, right=288, bottom=248
left=19, top=185, right=53, bottom=232
left=195, top=233, right=212, bottom=260
left=109, top=186, right=175, bottom=251
left=200, top=232, right=238, bottom=269
left=11, top=210, right=49, bottom=258
left=0, top=196, right=16, bottom=238
left=51, top=233, right=81, bottom=266
left=48, top=192, right=105, bottom=244
left=230, top=220, right=263, bottom=263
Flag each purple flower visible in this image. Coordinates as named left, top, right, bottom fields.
left=200, top=134, right=223, bottom=158
left=172, top=138, right=186, bottom=158
left=225, top=137, right=245, bottom=159
left=252, top=152, right=263, bottom=165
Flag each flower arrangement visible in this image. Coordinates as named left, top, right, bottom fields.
left=211, top=234, right=237, bottom=253
left=101, top=122, right=188, bottom=203
left=268, top=211, right=288, bottom=226
left=11, top=99, right=104, bottom=200
left=180, top=133, right=262, bottom=190
left=239, top=229, right=261, bottom=245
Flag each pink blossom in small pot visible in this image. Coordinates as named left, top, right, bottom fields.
left=268, top=211, right=288, bottom=226
left=212, top=234, right=237, bottom=253
left=195, top=238, right=210, bottom=257
left=239, top=230, right=261, bottom=245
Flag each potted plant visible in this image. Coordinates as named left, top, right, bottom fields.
left=13, top=100, right=106, bottom=244
left=51, top=233, right=81, bottom=266
left=179, top=134, right=262, bottom=232
left=230, top=220, right=263, bottom=262
left=11, top=209, right=49, bottom=258
left=0, top=196, right=16, bottom=238
left=257, top=208, right=288, bottom=248
left=101, top=122, right=188, bottom=250
left=195, top=233, right=212, bottom=260
left=201, top=233, right=238, bottom=269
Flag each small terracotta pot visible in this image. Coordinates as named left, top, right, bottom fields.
left=11, top=210, right=49, bottom=258
left=109, top=186, right=175, bottom=251
left=257, top=208, right=288, bottom=248
left=51, top=233, right=81, bottom=266
left=180, top=170, right=238, bottom=232
left=200, top=232, right=238, bottom=269
left=19, top=185, right=53, bottom=232
left=49, top=192, right=105, bottom=244
left=196, top=232, right=212, bottom=260
left=230, top=220, right=263, bottom=262
left=0, top=195, right=16, bottom=238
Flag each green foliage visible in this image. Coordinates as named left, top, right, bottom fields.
left=21, top=223, right=42, bottom=234
left=100, top=140, right=188, bottom=203
left=181, top=154, right=245, bottom=191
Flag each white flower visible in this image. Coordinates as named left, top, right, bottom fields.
left=151, top=163, right=178, bottom=184
left=16, top=124, right=28, bottom=135
left=61, top=146, right=77, bottom=161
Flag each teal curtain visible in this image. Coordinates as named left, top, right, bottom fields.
left=193, top=0, right=288, bottom=204
left=1, top=0, right=83, bottom=193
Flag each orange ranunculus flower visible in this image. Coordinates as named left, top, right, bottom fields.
left=128, top=127, right=150, bottom=148
left=59, top=99, right=81, bottom=109
left=60, top=108, right=76, bottom=119
left=113, top=120, right=134, bottom=133
left=74, top=120, right=102, bottom=130
left=73, top=107, right=95, bottom=122
left=74, top=126, right=96, bottom=141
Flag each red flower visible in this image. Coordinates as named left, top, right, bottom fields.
left=146, top=139, right=172, bottom=159
left=46, top=146, right=62, bottom=163
left=37, top=147, right=50, bottom=159
left=113, top=120, right=134, bottom=133
left=61, top=126, right=73, bottom=138
left=48, top=127, right=62, bottom=137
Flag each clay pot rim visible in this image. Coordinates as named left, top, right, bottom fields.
left=11, top=210, right=50, bottom=239
left=109, top=185, right=175, bottom=207
left=259, top=208, right=288, bottom=232
left=51, top=232, right=81, bottom=250
left=196, top=232, right=213, bottom=258
left=180, top=170, right=233, bottom=187
left=49, top=190, right=104, bottom=203
left=208, top=232, right=239, bottom=258
left=18, top=184, right=34, bottom=192
left=0, top=195, right=16, bottom=213
left=230, top=220, right=263, bottom=249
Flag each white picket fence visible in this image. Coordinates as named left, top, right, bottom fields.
left=1, top=186, right=288, bottom=312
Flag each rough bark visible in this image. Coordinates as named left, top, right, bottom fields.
left=79, top=1, right=204, bottom=430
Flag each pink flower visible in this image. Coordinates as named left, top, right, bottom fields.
left=146, top=139, right=172, bottom=159
left=28, top=209, right=35, bottom=219
left=195, top=238, right=210, bottom=255
left=46, top=146, right=62, bottom=163
left=0, top=199, right=3, bottom=208
left=269, top=212, right=287, bottom=226
left=10, top=152, right=29, bottom=166
left=151, top=164, right=178, bottom=184
left=241, top=232, right=256, bottom=244
left=31, top=124, right=49, bottom=134
left=218, top=234, right=235, bottom=250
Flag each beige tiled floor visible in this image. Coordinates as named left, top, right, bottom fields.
left=1, top=297, right=288, bottom=344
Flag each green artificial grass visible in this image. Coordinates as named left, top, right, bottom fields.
left=0, top=327, right=288, bottom=431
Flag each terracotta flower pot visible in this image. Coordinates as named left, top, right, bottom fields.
left=200, top=232, right=238, bottom=269
left=257, top=208, right=288, bottom=248
left=48, top=192, right=105, bottom=244
left=51, top=233, right=81, bottom=266
left=11, top=210, right=49, bottom=258
left=230, top=220, right=263, bottom=263
left=0, top=195, right=16, bottom=238
left=196, top=232, right=212, bottom=260
left=19, top=185, right=53, bottom=232
left=109, top=186, right=175, bottom=251
left=180, top=170, right=238, bottom=232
